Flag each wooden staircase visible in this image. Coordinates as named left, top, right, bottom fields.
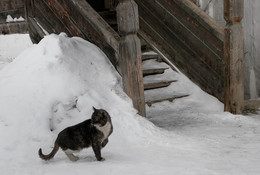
left=99, top=10, right=189, bottom=107
left=24, top=0, right=246, bottom=116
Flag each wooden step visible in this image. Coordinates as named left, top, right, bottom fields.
left=143, top=68, right=168, bottom=76
left=144, top=80, right=177, bottom=90
left=146, top=94, right=189, bottom=107
left=142, top=54, right=159, bottom=61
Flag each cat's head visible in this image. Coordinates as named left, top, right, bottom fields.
left=91, top=107, right=111, bottom=127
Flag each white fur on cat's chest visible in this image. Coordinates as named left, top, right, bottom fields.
left=94, top=122, right=111, bottom=139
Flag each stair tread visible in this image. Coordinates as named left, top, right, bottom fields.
left=143, top=67, right=169, bottom=76
left=145, top=94, right=189, bottom=106
left=142, top=54, right=159, bottom=61
left=144, top=80, right=177, bottom=90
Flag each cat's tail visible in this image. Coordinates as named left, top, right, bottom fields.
left=38, top=141, right=59, bottom=160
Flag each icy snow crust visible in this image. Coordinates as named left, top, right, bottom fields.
left=0, top=34, right=259, bottom=175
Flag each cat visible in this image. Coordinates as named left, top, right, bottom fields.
left=38, top=107, right=113, bottom=162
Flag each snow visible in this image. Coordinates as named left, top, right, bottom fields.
left=0, top=33, right=260, bottom=175
left=6, top=15, right=25, bottom=23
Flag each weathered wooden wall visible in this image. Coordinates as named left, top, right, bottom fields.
left=136, top=0, right=225, bottom=102
left=0, top=0, right=28, bottom=34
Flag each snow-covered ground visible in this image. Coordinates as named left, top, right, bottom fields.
left=0, top=34, right=259, bottom=175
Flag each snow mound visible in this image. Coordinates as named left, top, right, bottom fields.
left=0, top=34, right=167, bottom=174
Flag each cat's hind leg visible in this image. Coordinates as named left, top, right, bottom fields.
left=64, top=149, right=79, bottom=162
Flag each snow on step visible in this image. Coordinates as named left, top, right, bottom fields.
left=143, top=67, right=168, bottom=76
left=145, top=94, right=189, bottom=107
left=144, top=80, right=177, bottom=90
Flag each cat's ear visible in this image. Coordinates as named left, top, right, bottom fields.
left=93, top=107, right=97, bottom=112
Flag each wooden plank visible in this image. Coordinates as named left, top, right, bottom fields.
left=0, top=0, right=24, bottom=11
left=43, top=0, right=85, bottom=38
left=34, top=0, right=72, bottom=35
left=142, top=54, right=159, bottom=61
left=138, top=2, right=223, bottom=84
left=138, top=1, right=223, bottom=75
left=224, top=0, right=244, bottom=114
left=0, top=21, right=28, bottom=34
left=143, top=68, right=168, bottom=76
left=117, top=0, right=146, bottom=117
left=139, top=21, right=224, bottom=101
left=147, top=0, right=224, bottom=57
left=137, top=1, right=224, bottom=102
left=28, top=17, right=45, bottom=43
left=57, top=0, right=120, bottom=72
left=144, top=80, right=177, bottom=90
left=0, top=8, right=25, bottom=24
left=146, top=94, right=189, bottom=107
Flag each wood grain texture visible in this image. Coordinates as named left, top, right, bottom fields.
left=117, top=0, right=146, bottom=117
left=224, top=0, right=244, bottom=114
left=0, top=0, right=24, bottom=11
left=57, top=0, right=120, bottom=71
left=137, top=0, right=225, bottom=102
left=0, top=21, right=28, bottom=34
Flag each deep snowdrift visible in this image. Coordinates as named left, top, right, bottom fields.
left=0, top=34, right=259, bottom=175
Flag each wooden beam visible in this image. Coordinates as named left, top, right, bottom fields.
left=117, top=0, right=146, bottom=117
left=224, top=0, right=244, bottom=114
left=28, top=17, right=45, bottom=43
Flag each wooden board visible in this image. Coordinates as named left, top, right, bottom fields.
left=0, top=21, right=27, bottom=34
left=28, top=17, right=45, bottom=43
left=0, top=7, right=25, bottom=24
left=137, top=0, right=225, bottom=102
left=34, top=0, right=72, bottom=35
left=0, top=0, right=24, bottom=11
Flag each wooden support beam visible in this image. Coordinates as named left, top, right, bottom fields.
left=224, top=0, right=244, bottom=114
left=117, top=0, right=146, bottom=117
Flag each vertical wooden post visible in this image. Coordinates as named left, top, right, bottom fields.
left=224, top=0, right=244, bottom=114
left=117, top=0, right=146, bottom=117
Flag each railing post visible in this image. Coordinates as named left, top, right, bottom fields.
left=116, top=0, right=146, bottom=117
left=224, top=0, right=244, bottom=114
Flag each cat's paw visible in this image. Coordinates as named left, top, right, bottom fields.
left=98, top=157, right=105, bottom=161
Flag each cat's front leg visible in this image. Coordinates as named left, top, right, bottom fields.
left=102, top=138, right=108, bottom=148
left=92, top=142, right=105, bottom=161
